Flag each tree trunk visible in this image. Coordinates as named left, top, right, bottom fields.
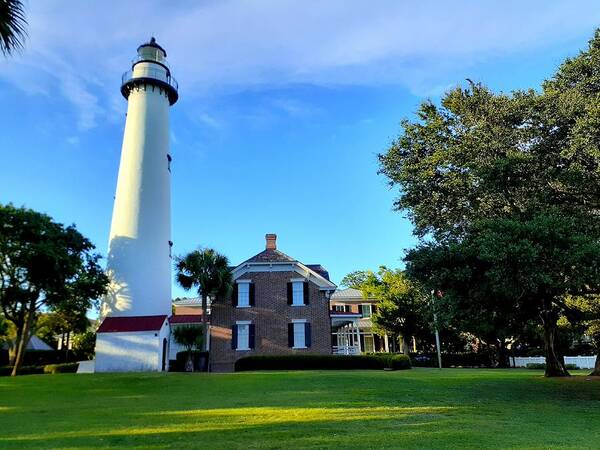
left=11, top=300, right=36, bottom=376
left=496, top=339, right=509, bottom=368
left=185, top=350, right=194, bottom=373
left=540, top=309, right=569, bottom=377
left=201, top=294, right=208, bottom=352
left=400, top=335, right=410, bottom=356
left=590, top=352, right=600, bottom=376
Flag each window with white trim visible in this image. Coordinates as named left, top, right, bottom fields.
left=334, top=304, right=345, bottom=312
left=361, top=304, right=372, bottom=318
left=364, top=334, right=375, bottom=353
left=293, top=322, right=306, bottom=348
left=237, top=282, right=250, bottom=307
left=292, top=281, right=304, bottom=306
left=236, top=322, right=250, bottom=350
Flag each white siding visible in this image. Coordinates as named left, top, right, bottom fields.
left=95, top=322, right=170, bottom=372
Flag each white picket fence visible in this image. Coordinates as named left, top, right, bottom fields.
left=511, top=356, right=597, bottom=369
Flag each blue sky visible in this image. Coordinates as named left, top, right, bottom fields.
left=1, top=1, right=600, bottom=298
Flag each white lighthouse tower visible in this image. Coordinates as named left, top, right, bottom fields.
left=95, top=38, right=178, bottom=372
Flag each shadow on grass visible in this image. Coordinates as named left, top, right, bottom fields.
left=0, top=405, right=460, bottom=448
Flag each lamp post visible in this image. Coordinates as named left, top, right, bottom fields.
left=431, top=290, right=442, bottom=370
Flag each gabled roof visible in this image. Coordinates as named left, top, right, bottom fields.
left=232, top=234, right=337, bottom=291
left=169, top=314, right=203, bottom=324
left=241, top=248, right=296, bottom=264
left=97, top=315, right=168, bottom=333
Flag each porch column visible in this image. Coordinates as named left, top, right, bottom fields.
left=384, top=334, right=389, bottom=353
left=355, top=319, right=362, bottom=353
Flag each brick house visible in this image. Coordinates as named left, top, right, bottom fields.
left=209, top=234, right=337, bottom=372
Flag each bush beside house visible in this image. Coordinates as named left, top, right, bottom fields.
left=0, top=362, right=79, bottom=376
left=235, top=354, right=411, bottom=371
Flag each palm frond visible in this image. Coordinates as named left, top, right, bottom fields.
left=174, top=247, right=233, bottom=299
left=0, top=0, right=27, bottom=56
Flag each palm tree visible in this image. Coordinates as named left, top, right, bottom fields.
left=175, top=248, right=232, bottom=352
left=0, top=0, right=27, bottom=56
left=172, top=324, right=203, bottom=372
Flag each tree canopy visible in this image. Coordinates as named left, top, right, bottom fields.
left=0, top=204, right=108, bottom=375
left=342, top=267, right=429, bottom=355
left=379, top=30, right=600, bottom=376
left=175, top=248, right=232, bottom=352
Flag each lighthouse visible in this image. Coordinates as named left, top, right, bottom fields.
left=95, top=38, right=178, bottom=372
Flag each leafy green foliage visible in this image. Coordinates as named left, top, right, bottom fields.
left=172, top=325, right=203, bottom=353
left=379, top=30, right=600, bottom=376
left=172, top=325, right=203, bottom=372
left=234, top=354, right=411, bottom=371
left=72, top=331, right=96, bottom=360
left=43, top=362, right=79, bottom=374
left=0, top=203, right=109, bottom=375
left=175, top=248, right=232, bottom=352
left=343, top=267, right=429, bottom=354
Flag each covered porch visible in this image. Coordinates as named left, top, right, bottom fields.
left=330, top=311, right=362, bottom=355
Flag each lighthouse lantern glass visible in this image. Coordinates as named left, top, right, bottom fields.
left=138, top=46, right=165, bottom=63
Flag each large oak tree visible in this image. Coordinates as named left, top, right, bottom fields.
left=0, top=204, right=108, bottom=375
left=379, top=31, right=600, bottom=376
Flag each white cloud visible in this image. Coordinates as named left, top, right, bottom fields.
left=1, top=0, right=599, bottom=129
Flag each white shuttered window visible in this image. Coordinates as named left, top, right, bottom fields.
left=292, top=281, right=304, bottom=306
left=238, top=283, right=250, bottom=307
left=293, top=322, right=306, bottom=348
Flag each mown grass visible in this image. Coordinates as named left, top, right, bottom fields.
left=0, top=369, right=599, bottom=449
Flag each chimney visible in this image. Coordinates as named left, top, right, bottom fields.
left=265, top=234, right=277, bottom=250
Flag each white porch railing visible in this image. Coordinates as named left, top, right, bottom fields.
left=511, top=356, right=597, bottom=369
left=333, top=345, right=360, bottom=355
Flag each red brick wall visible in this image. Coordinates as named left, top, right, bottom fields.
left=210, top=271, right=331, bottom=372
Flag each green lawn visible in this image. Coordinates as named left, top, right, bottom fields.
left=1, top=369, right=599, bottom=449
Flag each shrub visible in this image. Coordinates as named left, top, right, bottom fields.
left=525, top=363, right=546, bottom=370
left=409, top=352, right=493, bottom=368
left=174, top=351, right=209, bottom=372
left=21, top=349, right=82, bottom=366
left=0, top=365, right=44, bottom=376
left=389, top=354, right=412, bottom=370
left=525, top=363, right=579, bottom=370
left=235, top=354, right=411, bottom=372
left=43, top=362, right=79, bottom=374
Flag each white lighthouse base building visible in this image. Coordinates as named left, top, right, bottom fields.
left=95, top=316, right=170, bottom=372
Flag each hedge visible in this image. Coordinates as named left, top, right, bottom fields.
left=525, top=363, right=579, bottom=370
left=0, top=362, right=79, bottom=376
left=235, top=354, right=411, bottom=372
left=410, top=352, right=494, bottom=368
left=172, top=351, right=209, bottom=372
left=21, top=350, right=83, bottom=366
left=0, top=365, right=44, bottom=376
left=43, top=363, right=79, bottom=374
